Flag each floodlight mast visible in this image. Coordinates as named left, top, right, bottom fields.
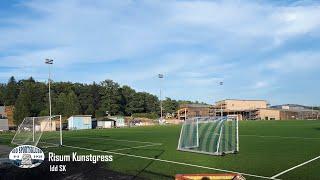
left=45, top=59, right=53, bottom=126
left=219, top=81, right=224, bottom=117
left=158, top=74, right=164, bottom=121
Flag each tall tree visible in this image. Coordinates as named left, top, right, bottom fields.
left=99, top=80, right=122, bottom=115
left=85, top=104, right=95, bottom=115
left=4, top=76, right=19, bottom=106
left=144, top=92, right=159, bottom=113
left=65, top=91, right=81, bottom=116
left=0, top=83, right=5, bottom=105
left=74, top=84, right=93, bottom=114
left=54, top=91, right=80, bottom=117
left=120, top=85, right=136, bottom=115
left=127, top=92, right=145, bottom=114
left=13, top=84, right=31, bottom=124
left=54, top=93, right=68, bottom=116
left=91, top=82, right=102, bottom=110
left=163, top=97, right=179, bottom=114
left=14, top=77, right=46, bottom=121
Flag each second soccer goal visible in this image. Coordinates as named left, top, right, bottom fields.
left=177, top=117, right=239, bottom=156
left=11, top=115, right=63, bottom=148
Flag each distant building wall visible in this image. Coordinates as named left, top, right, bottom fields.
left=40, top=121, right=56, bottom=132
left=5, top=106, right=15, bottom=128
left=216, top=99, right=267, bottom=111
left=280, top=110, right=298, bottom=120
left=0, top=119, right=9, bottom=131
left=109, top=116, right=125, bottom=127
left=97, top=121, right=113, bottom=128
left=177, top=104, right=212, bottom=120
left=257, top=109, right=280, bottom=120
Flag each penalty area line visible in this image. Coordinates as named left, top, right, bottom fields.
left=63, top=144, right=277, bottom=180
left=271, top=155, right=320, bottom=179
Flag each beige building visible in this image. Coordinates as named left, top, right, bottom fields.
left=215, top=99, right=267, bottom=111
left=39, top=121, right=57, bottom=132
left=213, top=99, right=305, bottom=120
left=256, top=108, right=280, bottom=120
left=213, top=99, right=267, bottom=120
left=0, top=106, right=15, bottom=129
left=178, top=99, right=319, bottom=121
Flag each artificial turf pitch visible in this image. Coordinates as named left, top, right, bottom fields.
left=1, top=120, right=320, bottom=179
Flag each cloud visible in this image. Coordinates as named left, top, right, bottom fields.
left=266, top=51, right=320, bottom=73
left=0, top=0, right=320, bottom=105
left=253, top=81, right=269, bottom=89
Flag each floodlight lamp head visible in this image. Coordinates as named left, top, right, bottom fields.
left=158, top=74, right=164, bottom=78
left=45, top=59, right=53, bottom=64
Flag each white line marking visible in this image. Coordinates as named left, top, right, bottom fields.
left=271, top=155, right=320, bottom=179
left=63, top=144, right=277, bottom=180
left=110, top=143, right=162, bottom=151
left=66, top=136, right=160, bottom=145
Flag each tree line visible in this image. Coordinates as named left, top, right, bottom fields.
left=0, top=76, right=206, bottom=125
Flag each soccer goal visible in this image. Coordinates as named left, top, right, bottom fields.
left=177, top=117, right=239, bottom=156
left=11, top=115, right=62, bottom=148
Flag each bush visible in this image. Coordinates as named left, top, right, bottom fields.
left=132, top=112, right=159, bottom=119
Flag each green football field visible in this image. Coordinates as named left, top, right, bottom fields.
left=1, top=120, right=320, bottom=179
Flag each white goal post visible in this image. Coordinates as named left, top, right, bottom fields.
left=11, top=115, right=62, bottom=148
left=177, top=117, right=239, bottom=156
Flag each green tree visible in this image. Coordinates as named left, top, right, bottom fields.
left=85, top=104, right=95, bottom=115
left=65, top=91, right=80, bottom=116
left=4, top=76, right=19, bottom=106
left=144, top=92, right=159, bottom=113
left=120, top=85, right=136, bottom=115
left=100, top=80, right=122, bottom=115
left=13, top=85, right=31, bottom=124
left=54, top=93, right=67, bottom=116
left=0, top=83, right=5, bottom=105
left=13, top=77, right=47, bottom=124
left=163, top=97, right=179, bottom=114
left=91, top=82, right=102, bottom=110
left=127, top=92, right=145, bottom=114
left=86, top=82, right=102, bottom=117
left=55, top=91, right=80, bottom=117
left=74, top=84, right=93, bottom=114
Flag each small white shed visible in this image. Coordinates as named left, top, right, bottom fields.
left=97, top=120, right=115, bottom=128
left=68, top=115, right=92, bottom=130
left=0, top=119, right=9, bottom=131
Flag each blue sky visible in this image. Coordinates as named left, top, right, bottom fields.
left=0, top=0, right=319, bottom=106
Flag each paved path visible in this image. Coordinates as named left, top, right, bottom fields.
left=0, top=145, right=11, bottom=158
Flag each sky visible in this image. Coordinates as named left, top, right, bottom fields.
left=0, top=0, right=319, bottom=106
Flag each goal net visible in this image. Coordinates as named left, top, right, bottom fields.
left=177, top=117, right=239, bottom=156
left=11, top=115, right=62, bottom=148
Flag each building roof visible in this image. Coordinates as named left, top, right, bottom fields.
left=97, top=118, right=116, bottom=122
left=216, top=99, right=267, bottom=103
left=270, top=104, right=311, bottom=110
left=224, top=99, right=267, bottom=102
left=257, top=108, right=318, bottom=113
left=179, top=104, right=211, bottom=108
